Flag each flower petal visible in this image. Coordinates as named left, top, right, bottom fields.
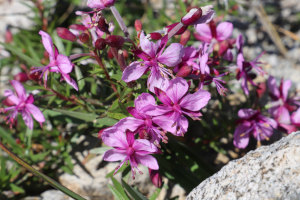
left=281, top=79, right=292, bottom=101
left=135, top=154, right=159, bottom=170
left=122, top=61, right=148, bottom=82
left=87, top=0, right=105, bottom=9
left=194, top=24, right=212, bottom=42
left=180, top=89, right=211, bottom=111
left=165, top=77, right=188, bottom=103
left=39, top=30, right=55, bottom=60
left=193, top=5, right=215, bottom=25
left=102, top=127, right=128, bottom=149
left=267, top=76, right=280, bottom=99
left=216, top=22, right=233, bottom=41
left=140, top=32, right=160, bottom=58
left=61, top=73, right=78, bottom=91
left=238, top=108, right=258, bottom=119
left=135, top=93, right=156, bottom=111
left=26, top=104, right=45, bottom=123
left=158, top=43, right=184, bottom=67
left=10, top=80, right=26, bottom=101
left=57, top=54, right=73, bottom=74
left=133, top=139, right=158, bottom=153
left=115, top=117, right=144, bottom=132
left=22, top=111, right=33, bottom=130
left=233, top=123, right=251, bottom=149
left=103, top=149, right=127, bottom=161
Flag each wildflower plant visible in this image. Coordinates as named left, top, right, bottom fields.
left=0, top=0, right=299, bottom=199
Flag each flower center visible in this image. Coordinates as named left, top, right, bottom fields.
left=127, top=147, right=135, bottom=156
left=172, top=103, right=181, bottom=113
left=144, top=118, right=152, bottom=127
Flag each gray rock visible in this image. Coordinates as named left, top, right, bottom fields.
left=187, top=132, right=300, bottom=200
left=41, top=190, right=71, bottom=200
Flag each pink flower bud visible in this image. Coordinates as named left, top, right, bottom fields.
left=97, top=16, right=110, bottom=34
left=176, top=65, right=192, bottom=77
left=166, top=22, right=188, bottom=35
left=14, top=72, right=29, bottom=83
left=56, top=27, right=77, bottom=42
left=69, top=24, right=87, bottom=31
left=95, top=38, right=107, bottom=50
left=180, top=30, right=191, bottom=45
left=134, top=20, right=142, bottom=32
left=181, top=8, right=202, bottom=25
left=79, top=33, right=90, bottom=43
left=5, top=27, right=13, bottom=43
left=149, top=169, right=162, bottom=188
left=149, top=32, right=162, bottom=40
left=105, top=35, right=125, bottom=48
left=104, top=0, right=115, bottom=7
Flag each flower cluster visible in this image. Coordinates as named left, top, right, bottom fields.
left=2, top=0, right=300, bottom=187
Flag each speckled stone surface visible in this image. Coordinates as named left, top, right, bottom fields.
left=187, top=132, right=300, bottom=200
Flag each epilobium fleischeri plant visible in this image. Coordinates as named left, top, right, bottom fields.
left=1, top=1, right=300, bottom=196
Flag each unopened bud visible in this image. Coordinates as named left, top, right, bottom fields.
left=29, top=68, right=41, bottom=81
left=176, top=65, right=192, bottom=77
left=107, top=48, right=114, bottom=59
left=79, top=33, right=90, bottom=43
left=149, top=32, right=162, bottom=40
left=105, top=35, right=125, bottom=48
left=95, top=38, right=107, bottom=50
left=104, top=0, right=115, bottom=7
left=149, top=169, right=162, bottom=188
left=97, top=16, right=110, bottom=34
left=14, top=72, right=29, bottom=82
left=181, top=8, right=202, bottom=25
left=69, top=24, right=87, bottom=31
left=122, top=50, right=129, bottom=59
left=5, top=27, right=13, bottom=43
left=166, top=22, right=188, bottom=35
left=180, top=30, right=191, bottom=45
left=134, top=20, right=142, bottom=32
left=56, top=27, right=77, bottom=42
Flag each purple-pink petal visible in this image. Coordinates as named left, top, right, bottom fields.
left=139, top=32, right=160, bottom=58
left=39, top=31, right=55, bottom=60
left=133, top=139, right=158, bottom=154
left=26, top=104, right=45, bottom=123
left=10, top=80, right=26, bottom=101
left=61, top=73, right=78, bottom=91
left=134, top=93, right=156, bottom=112
left=135, top=154, right=159, bottom=170
left=195, top=24, right=212, bottom=42
left=22, top=111, right=34, bottom=130
left=238, top=108, right=258, bottom=119
left=103, top=149, right=127, bottom=162
left=291, top=108, right=300, bottom=126
left=193, top=5, right=215, bottom=25
left=158, top=43, right=183, bottom=67
left=180, top=89, right=211, bottom=111
left=233, top=123, right=251, bottom=149
left=216, top=22, right=233, bottom=41
left=122, top=61, right=148, bottom=83
left=165, top=77, right=188, bottom=104
left=87, top=0, right=105, bottom=9
left=281, top=79, right=292, bottom=101
left=57, top=54, right=73, bottom=74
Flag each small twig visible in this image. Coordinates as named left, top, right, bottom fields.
left=110, top=6, right=129, bottom=38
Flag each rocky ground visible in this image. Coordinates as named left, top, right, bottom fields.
left=1, top=0, right=300, bottom=199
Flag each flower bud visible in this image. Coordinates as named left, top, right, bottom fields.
left=107, top=48, right=114, bottom=59
left=181, top=8, right=202, bottom=25
left=104, top=0, right=115, bottom=7
left=176, top=65, right=192, bottom=77
left=149, top=32, right=162, bottom=40
left=166, top=22, right=188, bottom=35
left=56, top=27, right=77, bottom=42
left=95, top=38, right=107, bottom=50
left=69, top=24, right=87, bottom=31
left=97, top=16, right=110, bottom=34
left=149, top=169, right=162, bottom=188
left=180, top=30, right=191, bottom=45
left=14, top=72, right=29, bottom=83
left=134, top=19, right=142, bottom=32
left=2, top=98, right=15, bottom=107
left=5, top=27, right=13, bottom=43
left=79, top=33, right=90, bottom=43
left=29, top=68, right=41, bottom=81
left=105, top=35, right=125, bottom=48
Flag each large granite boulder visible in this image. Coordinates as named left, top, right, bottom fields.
left=187, top=132, right=300, bottom=200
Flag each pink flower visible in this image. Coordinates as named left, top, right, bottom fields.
left=1, top=80, right=45, bottom=130
left=152, top=77, right=211, bottom=136
left=87, top=0, right=115, bottom=9
left=32, top=31, right=78, bottom=90
left=102, top=127, right=159, bottom=178
left=195, top=20, right=233, bottom=43
left=233, top=108, right=277, bottom=149
left=236, top=34, right=264, bottom=95
left=267, top=76, right=300, bottom=133
left=122, top=32, right=184, bottom=92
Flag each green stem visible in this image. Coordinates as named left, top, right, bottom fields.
left=0, top=141, right=86, bottom=200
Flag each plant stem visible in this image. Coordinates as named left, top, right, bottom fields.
left=0, top=141, right=86, bottom=200
left=92, top=50, right=120, bottom=97
left=110, top=6, right=129, bottom=38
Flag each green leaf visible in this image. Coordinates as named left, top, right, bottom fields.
left=52, top=109, right=98, bottom=122
left=0, top=42, right=41, bottom=67
left=111, top=177, right=130, bottom=200
left=90, top=146, right=112, bottom=155
left=121, top=179, right=148, bottom=200
left=108, top=184, right=127, bottom=200
left=0, top=127, right=22, bottom=152
left=149, top=187, right=162, bottom=200
left=94, top=117, right=118, bottom=127
left=107, top=112, right=127, bottom=120
left=75, top=66, right=85, bottom=90
left=10, top=183, right=25, bottom=193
